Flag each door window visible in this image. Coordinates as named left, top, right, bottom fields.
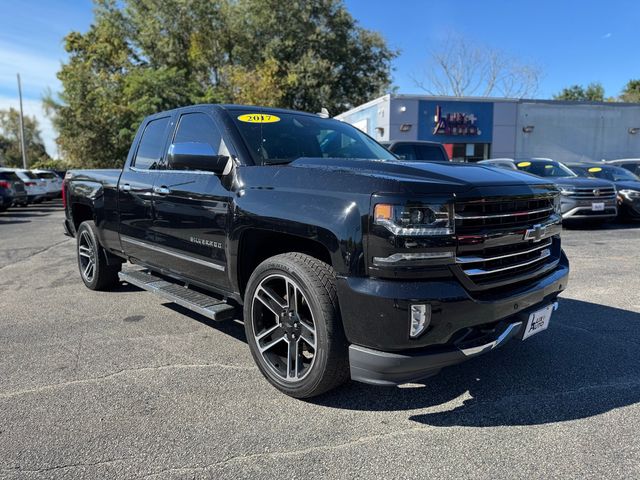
left=170, top=113, right=228, bottom=169
left=620, top=162, right=640, bottom=176
left=392, top=144, right=416, bottom=160
left=133, top=117, right=170, bottom=169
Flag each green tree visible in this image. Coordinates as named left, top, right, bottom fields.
left=228, top=0, right=396, bottom=113
left=47, top=0, right=397, bottom=167
left=45, top=1, right=199, bottom=168
left=553, top=82, right=605, bottom=101
left=620, top=79, right=640, bottom=103
left=0, top=108, right=51, bottom=168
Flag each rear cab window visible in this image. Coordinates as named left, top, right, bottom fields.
left=133, top=116, right=171, bottom=169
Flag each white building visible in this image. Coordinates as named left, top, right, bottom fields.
left=336, top=94, right=640, bottom=163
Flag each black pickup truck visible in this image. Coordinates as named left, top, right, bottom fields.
left=63, top=104, right=569, bottom=398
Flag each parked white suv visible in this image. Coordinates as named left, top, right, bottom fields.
left=32, top=169, right=63, bottom=199
left=0, top=168, right=47, bottom=204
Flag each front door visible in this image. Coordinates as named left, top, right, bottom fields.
left=151, top=111, right=233, bottom=290
left=118, top=115, right=171, bottom=263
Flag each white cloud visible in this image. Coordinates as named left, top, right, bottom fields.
left=602, top=33, right=613, bottom=39
left=0, top=95, right=57, bottom=159
left=0, top=40, right=62, bottom=159
left=0, top=40, right=62, bottom=97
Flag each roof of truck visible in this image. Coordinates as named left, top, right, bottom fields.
left=147, top=104, right=323, bottom=119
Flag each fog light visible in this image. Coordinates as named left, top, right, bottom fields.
left=409, top=304, right=431, bottom=338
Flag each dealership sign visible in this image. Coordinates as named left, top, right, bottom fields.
left=433, top=105, right=482, bottom=136
left=418, top=100, right=493, bottom=143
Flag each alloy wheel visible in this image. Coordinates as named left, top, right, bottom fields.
left=251, top=273, right=317, bottom=382
left=78, top=230, right=96, bottom=283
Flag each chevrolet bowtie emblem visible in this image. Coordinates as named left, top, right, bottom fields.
left=524, top=224, right=547, bottom=242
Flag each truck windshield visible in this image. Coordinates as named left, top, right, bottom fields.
left=231, top=111, right=395, bottom=165
left=516, top=160, right=576, bottom=178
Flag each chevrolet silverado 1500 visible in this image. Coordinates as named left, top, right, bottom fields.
left=64, top=104, right=569, bottom=398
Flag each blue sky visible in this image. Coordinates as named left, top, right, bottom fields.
left=0, top=0, right=638, bottom=156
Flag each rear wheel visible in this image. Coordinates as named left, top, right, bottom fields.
left=243, top=253, right=349, bottom=398
left=77, top=221, right=121, bottom=290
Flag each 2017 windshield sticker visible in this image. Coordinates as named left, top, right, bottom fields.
left=238, top=113, right=281, bottom=123
left=588, top=167, right=602, bottom=173
left=517, top=161, right=531, bottom=167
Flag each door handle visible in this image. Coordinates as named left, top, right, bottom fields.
left=121, top=183, right=131, bottom=191
left=153, top=186, right=171, bottom=195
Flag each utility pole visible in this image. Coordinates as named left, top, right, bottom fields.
left=17, top=73, right=28, bottom=169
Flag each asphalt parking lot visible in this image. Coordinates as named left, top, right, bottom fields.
left=0, top=202, right=639, bottom=479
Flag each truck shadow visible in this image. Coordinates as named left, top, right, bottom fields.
left=314, top=298, right=640, bottom=426
left=134, top=291, right=640, bottom=426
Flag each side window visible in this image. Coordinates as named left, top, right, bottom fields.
left=392, top=144, right=416, bottom=160
left=133, top=117, right=170, bottom=169
left=171, top=113, right=228, bottom=166
left=620, top=163, right=640, bottom=175
left=416, top=145, right=447, bottom=162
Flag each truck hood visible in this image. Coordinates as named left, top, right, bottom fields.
left=289, top=157, right=554, bottom=190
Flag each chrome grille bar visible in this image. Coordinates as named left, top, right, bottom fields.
left=455, top=206, right=554, bottom=221
left=456, top=239, right=552, bottom=264
left=462, top=248, right=552, bottom=277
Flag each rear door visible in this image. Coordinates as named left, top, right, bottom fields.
left=118, top=115, right=172, bottom=263
left=151, top=110, right=233, bottom=289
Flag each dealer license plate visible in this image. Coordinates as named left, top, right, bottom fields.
left=522, top=304, right=553, bottom=340
left=592, top=202, right=605, bottom=211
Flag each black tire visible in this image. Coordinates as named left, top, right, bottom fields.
left=243, top=253, right=349, bottom=398
left=76, top=220, right=121, bottom=291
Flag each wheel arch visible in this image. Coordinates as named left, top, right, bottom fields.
left=235, top=228, right=336, bottom=298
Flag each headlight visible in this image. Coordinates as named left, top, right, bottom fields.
left=619, top=189, right=640, bottom=199
left=553, top=194, right=562, bottom=215
left=556, top=184, right=575, bottom=195
left=374, top=203, right=454, bottom=236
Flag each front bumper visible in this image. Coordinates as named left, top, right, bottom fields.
left=619, top=197, right=640, bottom=218
left=337, top=251, right=569, bottom=385
left=561, top=196, right=617, bottom=219
left=350, top=303, right=557, bottom=386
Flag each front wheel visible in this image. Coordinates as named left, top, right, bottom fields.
left=76, top=221, right=121, bottom=291
left=243, top=253, right=349, bottom=398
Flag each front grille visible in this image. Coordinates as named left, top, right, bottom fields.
left=456, top=197, right=554, bottom=231
left=566, top=186, right=616, bottom=200
left=454, top=195, right=561, bottom=290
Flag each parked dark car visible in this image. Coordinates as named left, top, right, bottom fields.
left=63, top=104, right=569, bottom=398
left=0, top=170, right=28, bottom=210
left=567, top=162, right=640, bottom=219
left=605, top=159, right=640, bottom=176
left=381, top=140, right=450, bottom=162
left=514, top=158, right=617, bottom=223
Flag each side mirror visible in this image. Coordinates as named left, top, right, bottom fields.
left=168, top=142, right=231, bottom=175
